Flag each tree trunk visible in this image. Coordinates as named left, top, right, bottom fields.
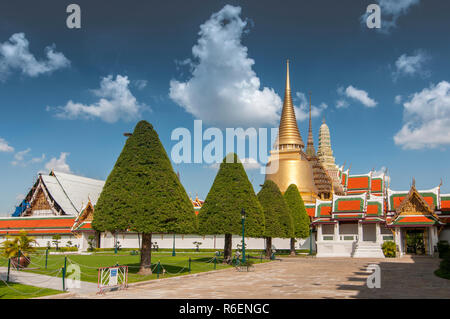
left=265, top=237, right=272, bottom=259
left=138, top=233, right=152, bottom=275
left=223, top=233, right=232, bottom=263
left=290, top=238, right=296, bottom=256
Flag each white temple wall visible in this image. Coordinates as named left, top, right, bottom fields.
left=94, top=233, right=314, bottom=251
left=0, top=234, right=78, bottom=249
left=440, top=227, right=450, bottom=243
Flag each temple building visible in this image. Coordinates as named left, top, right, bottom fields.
left=265, top=61, right=450, bottom=257
left=1, top=61, right=449, bottom=257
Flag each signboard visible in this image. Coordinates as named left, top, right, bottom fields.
left=97, top=265, right=128, bottom=294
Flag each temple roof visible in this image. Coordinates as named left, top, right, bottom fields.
left=0, top=216, right=75, bottom=235
left=40, top=171, right=105, bottom=216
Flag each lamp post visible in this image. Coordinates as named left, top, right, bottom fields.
left=241, top=208, right=246, bottom=263
left=172, top=234, right=176, bottom=257
left=309, top=227, right=313, bottom=255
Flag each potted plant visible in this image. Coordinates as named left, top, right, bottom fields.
left=1, top=230, right=37, bottom=269
left=193, top=241, right=202, bottom=252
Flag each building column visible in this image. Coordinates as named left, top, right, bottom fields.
left=334, top=223, right=340, bottom=241
left=394, top=228, right=402, bottom=256
left=358, top=222, right=363, bottom=242
left=317, top=224, right=322, bottom=242
left=376, top=223, right=381, bottom=243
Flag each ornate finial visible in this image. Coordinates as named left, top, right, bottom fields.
left=412, top=177, right=416, bottom=187
left=439, top=178, right=443, bottom=188
left=275, top=59, right=304, bottom=149
left=322, top=116, right=325, bottom=124
left=306, top=90, right=316, bottom=157
left=286, top=59, right=290, bottom=92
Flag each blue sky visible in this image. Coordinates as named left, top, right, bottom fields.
left=1, top=0, right=450, bottom=215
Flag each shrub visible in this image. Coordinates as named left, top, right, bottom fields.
left=58, top=247, right=78, bottom=252
left=382, top=241, right=396, bottom=258
left=437, top=241, right=450, bottom=258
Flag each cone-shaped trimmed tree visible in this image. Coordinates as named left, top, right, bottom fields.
left=92, top=120, right=196, bottom=274
left=198, top=153, right=265, bottom=261
left=257, top=180, right=294, bottom=258
left=284, top=184, right=310, bottom=256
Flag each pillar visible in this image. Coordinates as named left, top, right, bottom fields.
left=358, top=222, right=362, bottom=242
left=394, top=228, right=402, bottom=256
left=334, top=223, right=340, bottom=241
left=376, top=223, right=381, bottom=243
left=317, top=224, right=322, bottom=242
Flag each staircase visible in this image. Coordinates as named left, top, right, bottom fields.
left=352, top=241, right=385, bottom=258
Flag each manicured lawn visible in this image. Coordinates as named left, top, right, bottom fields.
left=0, top=251, right=269, bottom=284
left=0, top=281, right=63, bottom=299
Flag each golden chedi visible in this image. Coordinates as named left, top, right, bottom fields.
left=265, top=60, right=318, bottom=203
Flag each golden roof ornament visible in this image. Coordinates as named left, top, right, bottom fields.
left=306, top=91, right=316, bottom=158
left=274, top=60, right=304, bottom=149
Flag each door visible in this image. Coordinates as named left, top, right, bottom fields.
left=362, top=224, right=376, bottom=241
left=405, top=229, right=425, bottom=255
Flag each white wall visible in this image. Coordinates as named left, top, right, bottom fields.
left=97, top=232, right=314, bottom=252
left=439, top=227, right=450, bottom=243
left=0, top=234, right=78, bottom=249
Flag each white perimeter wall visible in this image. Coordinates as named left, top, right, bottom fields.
left=0, top=232, right=316, bottom=252
left=100, top=232, right=315, bottom=252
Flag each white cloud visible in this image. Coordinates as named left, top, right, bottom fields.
left=337, top=85, right=377, bottom=108
left=133, top=79, right=148, bottom=90
left=0, top=33, right=70, bottom=81
left=372, top=166, right=391, bottom=184
left=31, top=154, right=46, bottom=164
left=393, top=51, right=430, bottom=80
left=361, top=0, right=420, bottom=33
left=11, top=148, right=45, bottom=166
left=394, top=81, right=450, bottom=149
left=394, top=95, right=403, bottom=104
left=344, top=85, right=377, bottom=108
left=294, top=92, right=327, bottom=121
left=11, top=148, right=31, bottom=166
left=44, top=152, right=72, bottom=173
left=0, top=138, right=14, bottom=152
left=15, top=194, right=25, bottom=202
left=169, top=5, right=282, bottom=127
left=53, top=75, right=147, bottom=123
left=336, top=99, right=349, bottom=109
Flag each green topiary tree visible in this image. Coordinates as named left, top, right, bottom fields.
left=257, top=180, right=293, bottom=258
left=92, top=120, right=197, bottom=274
left=198, top=153, right=265, bottom=262
left=284, top=184, right=310, bottom=256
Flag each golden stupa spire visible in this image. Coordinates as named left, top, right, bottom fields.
left=306, top=91, right=316, bottom=157
left=275, top=60, right=304, bottom=149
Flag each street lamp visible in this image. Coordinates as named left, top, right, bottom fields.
left=241, top=208, right=246, bottom=263
left=172, top=234, right=176, bottom=257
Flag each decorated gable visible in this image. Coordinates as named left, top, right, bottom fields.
left=388, top=189, right=408, bottom=211
left=388, top=185, right=441, bottom=227
left=417, top=187, right=439, bottom=210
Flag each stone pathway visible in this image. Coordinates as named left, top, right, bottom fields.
left=0, top=267, right=98, bottom=294
left=42, top=255, right=450, bottom=299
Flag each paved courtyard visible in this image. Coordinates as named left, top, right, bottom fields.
left=45, top=256, right=450, bottom=299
